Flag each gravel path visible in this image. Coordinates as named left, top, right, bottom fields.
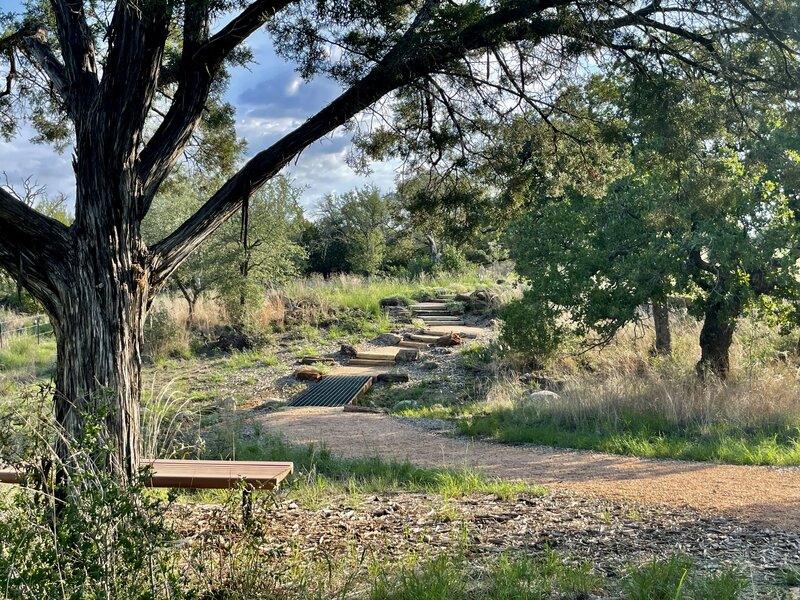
left=255, top=407, right=800, bottom=532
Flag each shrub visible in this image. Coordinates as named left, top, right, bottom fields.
left=499, top=297, right=562, bottom=366
left=142, top=306, right=190, bottom=361
left=0, top=409, right=182, bottom=599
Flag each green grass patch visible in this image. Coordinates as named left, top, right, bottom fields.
left=461, top=405, right=800, bottom=466
left=205, top=424, right=542, bottom=501
left=366, top=381, right=433, bottom=410
left=368, top=550, right=747, bottom=600
left=621, top=555, right=745, bottom=600
left=220, top=349, right=279, bottom=370
left=0, top=336, right=56, bottom=382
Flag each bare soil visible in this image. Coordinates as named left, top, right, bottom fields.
left=255, top=407, right=800, bottom=532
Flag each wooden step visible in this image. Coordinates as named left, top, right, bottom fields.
left=407, top=334, right=442, bottom=343
left=421, top=314, right=462, bottom=321
left=356, top=351, right=399, bottom=360
left=398, top=340, right=430, bottom=349
left=347, top=358, right=397, bottom=367
left=422, top=329, right=478, bottom=339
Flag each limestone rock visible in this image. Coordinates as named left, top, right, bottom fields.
left=521, top=390, right=560, bottom=404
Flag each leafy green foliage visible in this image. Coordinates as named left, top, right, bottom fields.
left=502, top=70, right=800, bottom=373
left=143, top=172, right=307, bottom=324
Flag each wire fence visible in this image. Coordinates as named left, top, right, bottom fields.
left=0, top=314, right=54, bottom=348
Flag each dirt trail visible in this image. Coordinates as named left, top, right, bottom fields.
left=255, top=407, right=800, bottom=532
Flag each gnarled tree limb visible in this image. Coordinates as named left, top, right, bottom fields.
left=0, top=186, right=71, bottom=312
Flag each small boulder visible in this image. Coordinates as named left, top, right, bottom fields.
left=469, top=289, right=501, bottom=312
left=373, top=333, right=403, bottom=346
left=421, top=361, right=438, bottom=370
left=294, top=366, right=323, bottom=381
left=339, top=344, right=358, bottom=357
left=395, top=348, right=419, bottom=363
left=522, top=390, right=560, bottom=404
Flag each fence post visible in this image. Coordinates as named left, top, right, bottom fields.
left=36, top=316, right=41, bottom=345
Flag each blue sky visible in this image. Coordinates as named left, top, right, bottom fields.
left=0, top=6, right=397, bottom=213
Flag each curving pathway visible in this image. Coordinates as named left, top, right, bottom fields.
left=255, top=407, right=800, bottom=532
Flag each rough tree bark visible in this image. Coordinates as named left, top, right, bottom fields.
left=652, top=300, right=672, bottom=355
left=697, top=301, right=738, bottom=379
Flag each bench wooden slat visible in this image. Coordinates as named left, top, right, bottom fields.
left=0, top=459, right=294, bottom=491
left=0, top=466, right=21, bottom=485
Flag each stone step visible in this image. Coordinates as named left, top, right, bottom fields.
left=409, top=302, right=449, bottom=310
left=424, top=320, right=466, bottom=326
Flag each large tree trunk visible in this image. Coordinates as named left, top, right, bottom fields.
left=697, top=301, right=737, bottom=379
left=652, top=300, right=672, bottom=355
left=49, top=193, right=150, bottom=481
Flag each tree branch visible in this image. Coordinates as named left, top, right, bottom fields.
left=0, top=187, right=71, bottom=311
left=200, top=0, right=295, bottom=63
left=92, top=1, right=171, bottom=167
left=49, top=0, right=99, bottom=115
left=137, top=0, right=296, bottom=215
left=0, top=23, right=69, bottom=102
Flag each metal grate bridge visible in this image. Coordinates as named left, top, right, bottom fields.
left=287, top=375, right=373, bottom=408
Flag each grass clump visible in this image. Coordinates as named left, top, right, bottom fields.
left=622, top=555, right=745, bottom=600
left=369, top=550, right=602, bottom=600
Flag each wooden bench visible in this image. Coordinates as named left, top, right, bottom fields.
left=0, top=459, right=294, bottom=519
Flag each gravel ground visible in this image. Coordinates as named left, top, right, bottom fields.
left=170, top=489, right=800, bottom=589
left=255, top=406, right=800, bottom=533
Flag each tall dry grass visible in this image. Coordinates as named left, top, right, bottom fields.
left=494, top=313, right=800, bottom=433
